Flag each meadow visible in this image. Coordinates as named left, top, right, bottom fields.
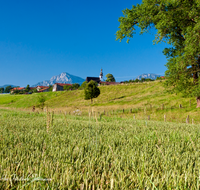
left=0, top=81, right=200, bottom=124
left=0, top=109, right=199, bottom=189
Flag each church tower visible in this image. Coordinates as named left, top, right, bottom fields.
left=99, top=68, right=103, bottom=81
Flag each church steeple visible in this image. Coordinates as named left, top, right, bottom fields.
left=99, top=68, right=103, bottom=81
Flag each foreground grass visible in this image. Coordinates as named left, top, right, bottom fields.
left=0, top=109, right=199, bottom=189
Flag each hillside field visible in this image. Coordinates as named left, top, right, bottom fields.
left=0, top=109, right=199, bottom=189
left=0, top=81, right=200, bottom=124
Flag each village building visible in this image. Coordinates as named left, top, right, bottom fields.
left=85, top=77, right=101, bottom=84
left=86, top=69, right=104, bottom=84
left=37, top=87, right=49, bottom=93
left=30, top=87, right=36, bottom=90
left=52, top=83, right=72, bottom=92
left=86, top=69, right=119, bottom=85
left=99, top=68, right=103, bottom=81
left=11, top=87, right=25, bottom=93
left=36, top=86, right=49, bottom=91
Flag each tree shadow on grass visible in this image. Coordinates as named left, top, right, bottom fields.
left=111, top=96, right=126, bottom=101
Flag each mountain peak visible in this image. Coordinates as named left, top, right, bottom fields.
left=32, top=72, right=85, bottom=87
left=136, top=73, right=161, bottom=80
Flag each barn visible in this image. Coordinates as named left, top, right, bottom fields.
left=52, top=83, right=72, bottom=92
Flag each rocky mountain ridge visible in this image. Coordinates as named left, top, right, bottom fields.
left=32, top=72, right=85, bottom=87
left=136, top=73, right=161, bottom=80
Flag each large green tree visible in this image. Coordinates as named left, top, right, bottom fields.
left=105, top=73, right=116, bottom=82
left=116, top=0, right=200, bottom=107
left=84, top=80, right=100, bottom=103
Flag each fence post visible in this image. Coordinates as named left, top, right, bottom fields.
left=161, top=104, right=164, bottom=110
left=179, top=104, right=182, bottom=109
left=186, top=115, right=189, bottom=124
left=148, top=115, right=150, bottom=120
left=130, top=109, right=132, bottom=113
left=164, top=115, right=166, bottom=122
left=51, top=111, right=54, bottom=126
left=192, top=118, right=194, bottom=124
left=32, top=106, right=35, bottom=112
left=133, top=114, right=135, bottom=120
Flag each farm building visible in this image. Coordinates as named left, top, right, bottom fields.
left=52, top=83, right=72, bottom=92
left=38, top=87, right=49, bottom=93
left=11, top=87, right=25, bottom=93
left=36, top=86, right=49, bottom=91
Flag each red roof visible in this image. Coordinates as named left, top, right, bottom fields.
left=38, top=87, right=49, bottom=92
left=56, top=83, right=72, bottom=86
left=12, top=87, right=25, bottom=90
left=161, top=76, right=165, bottom=78
left=37, top=86, right=48, bottom=88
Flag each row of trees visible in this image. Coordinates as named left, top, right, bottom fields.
left=63, top=83, right=80, bottom=91
left=12, top=85, right=37, bottom=94
left=0, top=86, right=13, bottom=93
left=123, top=77, right=164, bottom=84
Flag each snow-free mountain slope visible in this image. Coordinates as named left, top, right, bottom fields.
left=32, top=72, right=85, bottom=87
left=136, top=73, right=161, bottom=80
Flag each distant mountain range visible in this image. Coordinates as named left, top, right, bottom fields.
left=136, top=73, right=161, bottom=80
left=0, top=84, right=17, bottom=88
left=32, top=72, right=85, bottom=87
left=0, top=73, right=163, bottom=88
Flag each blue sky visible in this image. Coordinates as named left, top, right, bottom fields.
left=0, top=0, right=168, bottom=87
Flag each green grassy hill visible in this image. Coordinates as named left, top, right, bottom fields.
left=0, top=81, right=199, bottom=123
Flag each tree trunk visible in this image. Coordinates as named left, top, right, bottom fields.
left=192, top=64, right=198, bottom=84
left=91, top=98, right=93, bottom=104
left=196, top=97, right=200, bottom=108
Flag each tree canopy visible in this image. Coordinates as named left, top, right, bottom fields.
left=79, top=81, right=88, bottom=90
left=116, top=0, right=200, bottom=107
left=0, top=88, right=4, bottom=93
left=25, top=84, right=30, bottom=92
left=63, top=83, right=80, bottom=91
left=84, top=80, right=100, bottom=103
left=4, top=86, right=12, bottom=93
left=105, top=73, right=116, bottom=82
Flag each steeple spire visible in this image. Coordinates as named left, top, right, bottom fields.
left=99, top=68, right=103, bottom=81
